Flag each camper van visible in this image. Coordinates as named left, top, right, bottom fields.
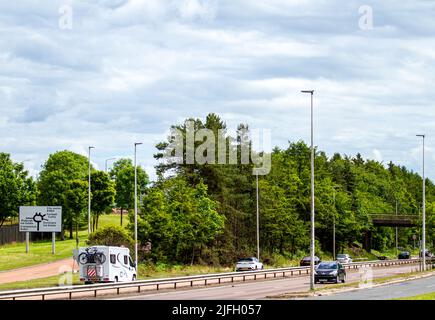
left=75, top=246, right=137, bottom=284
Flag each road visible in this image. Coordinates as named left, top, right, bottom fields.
left=104, top=263, right=420, bottom=300
left=0, top=258, right=78, bottom=285
left=307, top=274, right=435, bottom=300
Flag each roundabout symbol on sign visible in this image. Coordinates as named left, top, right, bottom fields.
left=32, top=212, right=48, bottom=231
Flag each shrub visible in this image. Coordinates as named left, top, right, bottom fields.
left=86, top=226, right=134, bottom=251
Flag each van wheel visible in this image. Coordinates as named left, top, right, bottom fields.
left=132, top=275, right=136, bottom=281
left=114, top=276, right=118, bottom=283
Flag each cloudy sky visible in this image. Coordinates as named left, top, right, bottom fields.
left=1, top=0, right=435, bottom=181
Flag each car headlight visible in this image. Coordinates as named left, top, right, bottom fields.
left=330, top=270, right=338, bottom=276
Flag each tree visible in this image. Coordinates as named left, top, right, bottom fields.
left=0, top=153, right=36, bottom=227
left=87, top=226, right=134, bottom=251
left=109, top=159, right=148, bottom=226
left=91, top=171, right=115, bottom=231
left=64, top=179, right=88, bottom=241
left=151, top=114, right=435, bottom=264
left=37, top=150, right=91, bottom=239
left=136, top=177, right=225, bottom=264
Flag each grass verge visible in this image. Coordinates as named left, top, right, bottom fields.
left=0, top=214, right=123, bottom=271
left=0, top=272, right=81, bottom=291
left=397, top=292, right=435, bottom=300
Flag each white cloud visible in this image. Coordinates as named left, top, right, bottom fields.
left=0, top=1, right=435, bottom=181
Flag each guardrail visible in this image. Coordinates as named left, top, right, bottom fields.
left=0, top=258, right=425, bottom=300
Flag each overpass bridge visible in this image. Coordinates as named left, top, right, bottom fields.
left=363, top=214, right=420, bottom=250
left=369, top=214, right=419, bottom=227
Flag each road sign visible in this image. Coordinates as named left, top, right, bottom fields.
left=412, top=234, right=417, bottom=240
left=19, top=206, right=62, bottom=232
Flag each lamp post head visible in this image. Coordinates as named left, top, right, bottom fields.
left=135, top=142, right=143, bottom=146
left=301, top=90, right=314, bottom=94
left=416, top=134, right=425, bottom=138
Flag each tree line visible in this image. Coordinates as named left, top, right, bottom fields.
left=0, top=113, right=434, bottom=266
left=0, top=150, right=149, bottom=240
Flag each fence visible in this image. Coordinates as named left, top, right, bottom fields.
left=0, top=225, right=25, bottom=245
left=0, top=224, right=52, bottom=245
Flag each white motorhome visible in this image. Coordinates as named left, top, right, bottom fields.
left=74, top=246, right=137, bottom=283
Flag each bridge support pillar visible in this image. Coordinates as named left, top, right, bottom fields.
left=363, top=230, right=372, bottom=251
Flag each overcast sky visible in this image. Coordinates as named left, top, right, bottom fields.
left=1, top=0, right=435, bottom=181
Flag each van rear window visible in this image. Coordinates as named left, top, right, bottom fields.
left=110, top=254, right=116, bottom=264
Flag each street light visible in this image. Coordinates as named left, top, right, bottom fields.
left=256, top=171, right=260, bottom=260
left=331, top=186, right=342, bottom=260
left=105, top=157, right=116, bottom=173
left=301, top=90, right=315, bottom=291
left=416, top=134, right=426, bottom=271
left=88, top=146, right=94, bottom=235
left=134, top=142, right=143, bottom=272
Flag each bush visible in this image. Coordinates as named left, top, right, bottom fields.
left=86, top=226, right=134, bottom=251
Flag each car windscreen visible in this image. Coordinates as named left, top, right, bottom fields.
left=317, top=263, right=338, bottom=269
left=238, top=258, right=253, bottom=262
left=336, top=254, right=346, bottom=258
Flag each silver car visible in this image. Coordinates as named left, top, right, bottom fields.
left=235, top=257, right=263, bottom=271
left=336, top=254, right=352, bottom=264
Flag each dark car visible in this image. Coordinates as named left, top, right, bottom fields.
left=419, top=250, right=434, bottom=258
left=300, top=256, right=321, bottom=266
left=314, top=261, right=346, bottom=284
left=398, top=251, right=410, bottom=259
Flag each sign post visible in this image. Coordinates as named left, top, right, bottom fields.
left=19, top=206, right=62, bottom=254
left=25, top=232, right=29, bottom=253
left=52, top=232, right=56, bottom=254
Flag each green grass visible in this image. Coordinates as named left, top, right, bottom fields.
left=398, top=292, right=435, bottom=300
left=138, top=263, right=233, bottom=279
left=0, top=214, right=123, bottom=271
left=0, top=272, right=81, bottom=291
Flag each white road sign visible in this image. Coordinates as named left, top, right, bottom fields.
left=19, top=206, right=62, bottom=232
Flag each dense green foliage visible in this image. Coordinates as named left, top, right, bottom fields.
left=109, top=158, right=149, bottom=226
left=133, top=176, right=225, bottom=264
left=37, top=150, right=116, bottom=239
left=149, top=114, right=435, bottom=265
left=90, top=171, right=115, bottom=231
left=87, top=226, right=134, bottom=251
left=63, top=179, right=88, bottom=240
left=1, top=114, right=434, bottom=269
left=37, top=150, right=90, bottom=238
left=0, top=153, right=36, bottom=227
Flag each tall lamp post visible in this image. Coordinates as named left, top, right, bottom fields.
left=105, top=157, right=116, bottom=173
left=256, top=171, right=260, bottom=260
left=332, top=187, right=336, bottom=260
left=88, top=146, right=94, bottom=235
left=416, top=134, right=426, bottom=271
left=302, top=90, right=315, bottom=290
left=134, top=142, right=143, bottom=271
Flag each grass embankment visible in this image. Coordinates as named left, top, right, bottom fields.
left=398, top=292, right=435, bottom=300
left=0, top=214, right=122, bottom=271
left=0, top=273, right=81, bottom=291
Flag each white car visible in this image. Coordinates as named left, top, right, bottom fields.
left=235, top=257, right=263, bottom=271
left=336, top=254, right=352, bottom=264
